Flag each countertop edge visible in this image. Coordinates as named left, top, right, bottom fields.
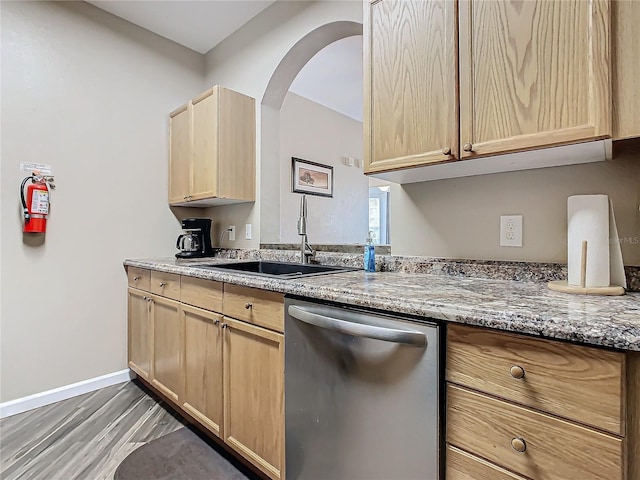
left=123, top=259, right=640, bottom=352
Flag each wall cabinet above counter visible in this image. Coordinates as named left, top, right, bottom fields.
left=364, top=0, right=637, bottom=184
left=169, top=86, right=256, bottom=206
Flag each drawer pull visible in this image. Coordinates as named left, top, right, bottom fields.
left=511, top=437, right=527, bottom=453
left=510, top=365, right=525, bottom=379
left=159, top=282, right=166, bottom=287
left=245, top=302, right=253, bottom=310
left=133, top=276, right=140, bottom=281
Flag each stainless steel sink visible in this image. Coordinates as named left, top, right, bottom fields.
left=192, top=261, right=357, bottom=279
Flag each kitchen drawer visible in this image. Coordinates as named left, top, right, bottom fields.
left=446, top=445, right=527, bottom=480
left=447, top=384, right=624, bottom=480
left=447, top=324, right=624, bottom=434
left=223, top=284, right=284, bottom=332
left=127, top=267, right=150, bottom=291
left=181, top=276, right=223, bottom=313
left=150, top=271, right=180, bottom=300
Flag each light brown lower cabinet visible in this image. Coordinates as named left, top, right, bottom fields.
left=446, top=324, right=640, bottom=480
left=126, top=269, right=285, bottom=480
left=223, top=317, right=284, bottom=480
left=182, top=304, right=224, bottom=438
left=127, top=288, right=151, bottom=380
left=150, top=294, right=182, bottom=403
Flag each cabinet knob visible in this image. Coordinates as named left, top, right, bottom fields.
left=183, top=195, right=187, bottom=200
left=159, top=282, right=166, bottom=287
left=214, top=319, right=220, bottom=325
left=147, top=297, right=152, bottom=303
left=133, top=276, right=140, bottom=281
left=463, top=143, right=473, bottom=152
left=143, top=296, right=148, bottom=300
left=511, top=437, right=526, bottom=453
left=510, top=365, right=525, bottom=379
left=442, top=147, right=451, bottom=156
left=222, top=323, right=228, bottom=329
left=245, top=302, right=253, bottom=310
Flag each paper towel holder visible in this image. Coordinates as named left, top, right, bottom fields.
left=548, top=240, right=625, bottom=296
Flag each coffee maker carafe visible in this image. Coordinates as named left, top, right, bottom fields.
left=176, top=218, right=215, bottom=258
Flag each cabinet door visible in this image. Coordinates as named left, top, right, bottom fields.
left=182, top=305, right=223, bottom=438
left=169, top=104, right=192, bottom=204
left=151, top=295, right=182, bottom=402
left=365, top=0, right=458, bottom=173
left=191, top=88, right=219, bottom=200
left=459, top=0, right=610, bottom=158
left=223, top=317, right=284, bottom=480
left=127, top=288, right=151, bottom=380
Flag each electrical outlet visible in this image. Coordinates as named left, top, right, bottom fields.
left=228, top=225, right=235, bottom=241
left=245, top=223, right=252, bottom=240
left=500, top=215, right=523, bottom=247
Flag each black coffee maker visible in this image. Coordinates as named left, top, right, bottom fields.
left=176, top=218, right=216, bottom=258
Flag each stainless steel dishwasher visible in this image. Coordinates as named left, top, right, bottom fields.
left=285, top=298, right=441, bottom=480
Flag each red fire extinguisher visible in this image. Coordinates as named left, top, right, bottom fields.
left=20, top=173, right=55, bottom=233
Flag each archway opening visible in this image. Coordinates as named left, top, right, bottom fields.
left=259, top=21, right=362, bottom=244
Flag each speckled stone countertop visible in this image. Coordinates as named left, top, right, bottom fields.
left=124, top=256, right=640, bottom=352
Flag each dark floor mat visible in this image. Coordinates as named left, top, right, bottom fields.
left=114, top=427, right=250, bottom=480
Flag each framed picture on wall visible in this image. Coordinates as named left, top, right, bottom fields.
left=291, top=157, right=333, bottom=197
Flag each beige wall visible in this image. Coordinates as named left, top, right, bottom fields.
left=279, top=93, right=367, bottom=244
left=0, top=1, right=205, bottom=402
left=391, top=147, right=640, bottom=264
left=203, top=1, right=362, bottom=248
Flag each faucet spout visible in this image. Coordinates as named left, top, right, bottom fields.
left=297, top=194, right=315, bottom=264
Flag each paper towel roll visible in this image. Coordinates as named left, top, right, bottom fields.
left=567, top=195, right=610, bottom=287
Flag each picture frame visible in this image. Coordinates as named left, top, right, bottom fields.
left=291, top=157, right=333, bottom=198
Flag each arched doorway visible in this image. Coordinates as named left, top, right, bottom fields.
left=259, top=21, right=362, bottom=243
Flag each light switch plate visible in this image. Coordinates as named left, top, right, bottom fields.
left=245, top=224, right=252, bottom=240
left=228, top=225, right=235, bottom=241
left=500, top=215, right=523, bottom=247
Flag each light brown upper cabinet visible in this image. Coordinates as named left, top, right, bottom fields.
left=612, top=0, right=640, bottom=140
left=364, top=0, right=458, bottom=173
left=169, top=86, right=256, bottom=206
left=364, top=0, right=613, bottom=174
left=459, top=0, right=610, bottom=158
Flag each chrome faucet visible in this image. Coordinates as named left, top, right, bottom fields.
left=297, top=194, right=315, bottom=264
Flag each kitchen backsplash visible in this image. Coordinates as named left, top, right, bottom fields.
left=213, top=248, right=640, bottom=292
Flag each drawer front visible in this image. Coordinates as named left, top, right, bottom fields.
left=127, top=267, right=150, bottom=291
left=447, top=324, right=624, bottom=434
left=447, top=385, right=624, bottom=480
left=181, top=276, right=223, bottom=313
left=446, top=445, right=528, bottom=480
left=150, top=271, right=180, bottom=300
left=223, top=284, right=284, bottom=332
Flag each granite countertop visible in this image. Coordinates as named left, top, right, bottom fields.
left=124, top=257, right=640, bottom=352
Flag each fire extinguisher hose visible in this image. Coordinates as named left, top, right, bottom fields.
left=20, top=175, right=34, bottom=223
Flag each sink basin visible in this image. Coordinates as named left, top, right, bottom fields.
left=192, top=261, right=357, bottom=279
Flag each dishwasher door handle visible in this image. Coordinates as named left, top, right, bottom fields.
left=288, top=305, right=428, bottom=347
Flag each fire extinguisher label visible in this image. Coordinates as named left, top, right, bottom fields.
left=31, top=190, right=49, bottom=214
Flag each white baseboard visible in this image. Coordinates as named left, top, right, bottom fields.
left=0, top=369, right=135, bottom=419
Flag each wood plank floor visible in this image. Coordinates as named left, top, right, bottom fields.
left=0, top=381, right=186, bottom=480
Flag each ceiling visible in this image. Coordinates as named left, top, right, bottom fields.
left=88, top=1, right=363, bottom=122
left=289, top=35, right=363, bottom=122
left=88, top=1, right=276, bottom=54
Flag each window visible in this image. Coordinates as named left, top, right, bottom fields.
left=368, top=186, right=390, bottom=245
